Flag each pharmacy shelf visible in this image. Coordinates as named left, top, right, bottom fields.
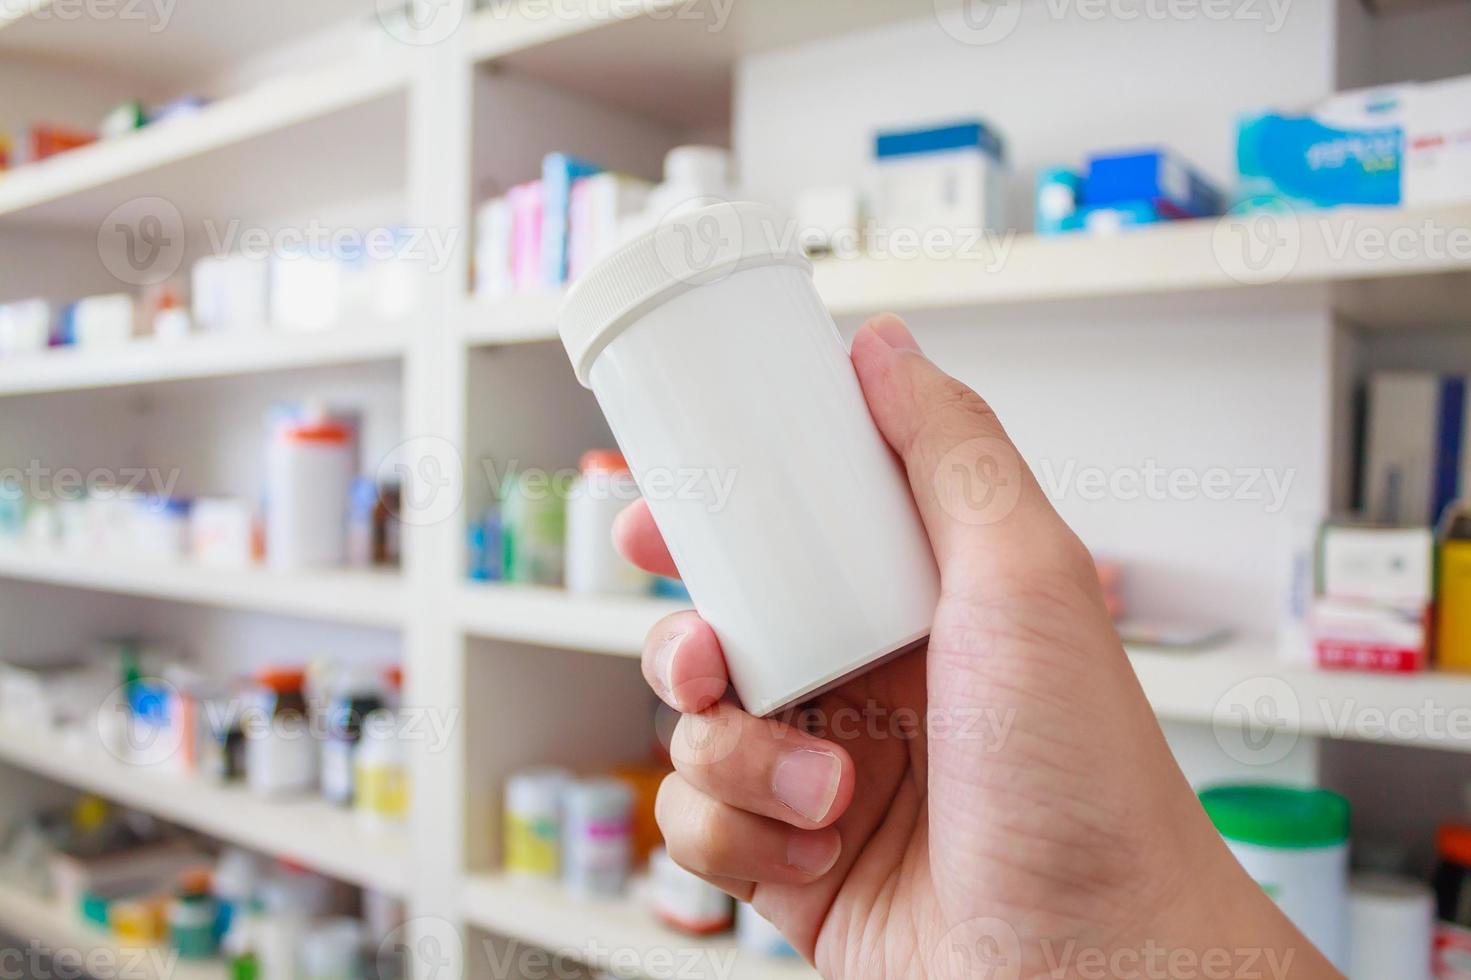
left=0, top=879, right=227, bottom=980
left=468, top=0, right=964, bottom=127
left=0, top=57, right=407, bottom=228
left=0, top=548, right=405, bottom=628
left=812, top=203, right=1471, bottom=330
left=458, top=203, right=1471, bottom=342
left=462, top=873, right=814, bottom=980
left=458, top=584, right=686, bottom=655
left=458, top=291, right=567, bottom=347
left=455, top=587, right=1471, bottom=754
left=0, top=323, right=407, bottom=397
left=0, top=0, right=378, bottom=87
left=0, top=723, right=409, bottom=895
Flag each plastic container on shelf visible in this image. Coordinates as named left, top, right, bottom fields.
left=565, top=450, right=651, bottom=596
left=320, top=667, right=385, bottom=807
left=1349, top=873, right=1432, bottom=980
left=504, top=767, right=572, bottom=878
left=245, top=667, right=317, bottom=798
left=1434, top=824, right=1471, bottom=978
left=265, top=408, right=355, bottom=571
left=1199, top=784, right=1350, bottom=969
left=167, top=866, right=219, bottom=959
left=354, top=709, right=408, bottom=830
left=650, top=846, right=733, bottom=935
left=558, top=201, right=939, bottom=717
left=299, top=918, right=363, bottom=980
left=561, top=778, right=634, bottom=897
left=502, top=469, right=567, bottom=585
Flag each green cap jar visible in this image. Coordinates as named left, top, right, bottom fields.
left=1200, top=784, right=1350, bottom=849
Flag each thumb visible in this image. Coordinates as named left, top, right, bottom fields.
left=850, top=313, right=1081, bottom=590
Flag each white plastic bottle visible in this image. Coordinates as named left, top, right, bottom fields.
left=558, top=202, right=939, bottom=717
left=565, top=450, right=652, bottom=596
left=265, top=407, right=355, bottom=570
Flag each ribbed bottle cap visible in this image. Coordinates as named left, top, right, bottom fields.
left=559, top=201, right=810, bottom=387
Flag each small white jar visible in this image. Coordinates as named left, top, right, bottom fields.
left=565, top=450, right=651, bottom=596
left=561, top=778, right=633, bottom=898
left=560, top=202, right=939, bottom=716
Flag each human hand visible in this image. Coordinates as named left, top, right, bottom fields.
left=615, top=313, right=1340, bottom=979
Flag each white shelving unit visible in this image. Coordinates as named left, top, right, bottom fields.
left=2, top=1, right=1470, bottom=977
left=0, top=725, right=408, bottom=894
left=0, top=323, right=406, bottom=396
left=0, top=548, right=405, bottom=628
left=462, top=873, right=814, bottom=980
left=0, top=879, right=226, bottom=980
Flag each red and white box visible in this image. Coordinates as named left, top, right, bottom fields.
left=1311, top=598, right=1429, bottom=673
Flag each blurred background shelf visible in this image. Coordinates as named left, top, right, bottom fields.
left=0, top=724, right=408, bottom=894
left=0, top=879, right=227, bottom=980
left=0, top=324, right=407, bottom=396
left=467, top=0, right=967, bottom=128
left=0, top=0, right=379, bottom=86
left=456, top=585, right=1471, bottom=754
left=461, top=873, right=814, bottom=980
left=0, top=59, right=407, bottom=228
left=0, top=549, right=405, bottom=628
left=458, top=291, right=566, bottom=347
left=455, top=202, right=1471, bottom=344
left=458, top=583, right=686, bottom=656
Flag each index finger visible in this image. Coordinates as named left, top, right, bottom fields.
left=613, top=498, right=681, bottom=578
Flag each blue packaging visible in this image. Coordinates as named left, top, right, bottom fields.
left=1083, top=149, right=1224, bottom=219
left=541, top=153, right=602, bottom=288
left=1236, top=87, right=1407, bottom=209
left=874, top=119, right=1005, bottom=164
left=1035, top=166, right=1082, bottom=235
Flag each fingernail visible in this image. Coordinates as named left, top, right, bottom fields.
left=653, top=631, right=682, bottom=700
left=869, top=314, right=921, bottom=353
left=772, top=749, right=842, bottom=823
left=787, top=832, right=841, bottom=877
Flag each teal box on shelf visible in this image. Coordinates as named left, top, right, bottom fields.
left=1236, top=86, right=1409, bottom=209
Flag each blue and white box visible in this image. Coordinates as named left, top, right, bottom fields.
left=872, top=119, right=1009, bottom=237
left=1237, top=86, right=1410, bottom=210
left=1083, top=148, right=1224, bottom=219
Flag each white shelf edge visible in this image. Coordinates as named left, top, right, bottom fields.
left=455, top=587, right=1471, bottom=754
left=458, top=291, right=566, bottom=348
left=0, top=548, right=406, bottom=628
left=0, top=324, right=408, bottom=397
left=813, top=203, right=1471, bottom=316
left=457, top=583, right=687, bottom=655
left=453, top=203, right=1471, bottom=344
left=0, top=57, right=407, bottom=222
left=461, top=873, right=813, bottom=980
left=0, top=724, right=409, bottom=895
left=0, top=879, right=227, bottom=980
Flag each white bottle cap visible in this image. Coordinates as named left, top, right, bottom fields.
left=505, top=767, right=572, bottom=814
left=663, top=145, right=731, bottom=190
left=558, top=201, right=809, bottom=386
